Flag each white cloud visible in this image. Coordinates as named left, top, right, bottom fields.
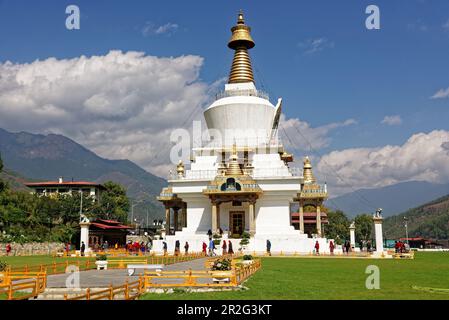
left=0, top=50, right=208, bottom=177
left=142, top=22, right=178, bottom=36
left=315, top=130, right=449, bottom=196
left=381, top=115, right=402, bottom=126
left=443, top=19, right=449, bottom=30
left=280, top=115, right=356, bottom=151
left=297, top=38, right=334, bottom=55
left=431, top=87, right=449, bottom=99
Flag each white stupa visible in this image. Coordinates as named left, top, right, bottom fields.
left=154, top=11, right=330, bottom=254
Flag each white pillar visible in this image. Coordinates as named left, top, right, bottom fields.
left=373, top=216, right=384, bottom=254
left=349, top=223, right=356, bottom=248
left=80, top=222, right=91, bottom=252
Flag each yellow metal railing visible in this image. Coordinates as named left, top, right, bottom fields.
left=0, top=271, right=47, bottom=300
left=64, top=278, right=145, bottom=300
left=144, top=259, right=261, bottom=288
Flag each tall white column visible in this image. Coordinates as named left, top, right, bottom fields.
left=373, top=216, right=384, bottom=254
left=316, top=205, right=322, bottom=237
left=249, top=201, right=256, bottom=236
left=349, top=222, right=356, bottom=249
left=80, top=222, right=90, bottom=252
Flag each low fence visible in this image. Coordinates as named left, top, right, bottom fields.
left=144, top=259, right=262, bottom=288
left=0, top=272, right=47, bottom=300
left=6, top=252, right=205, bottom=275
left=64, top=279, right=145, bottom=300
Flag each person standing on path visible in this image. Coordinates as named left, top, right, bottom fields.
left=202, top=241, right=207, bottom=255
left=266, top=239, right=272, bottom=256
left=228, top=240, right=234, bottom=255
left=184, top=241, right=189, bottom=254
left=329, top=240, right=335, bottom=255
left=80, top=241, right=86, bottom=257
left=222, top=240, right=227, bottom=255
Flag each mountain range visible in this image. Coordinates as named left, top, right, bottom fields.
left=0, top=128, right=166, bottom=222
left=2, top=127, right=449, bottom=231
left=383, top=194, right=449, bottom=239
left=328, top=180, right=449, bottom=218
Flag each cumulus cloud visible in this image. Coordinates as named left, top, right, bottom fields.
left=297, top=38, right=334, bottom=55
left=315, top=130, right=449, bottom=196
left=142, top=22, right=178, bottom=36
left=381, top=115, right=402, bottom=126
left=280, top=115, right=356, bottom=151
left=0, top=50, right=208, bottom=177
left=431, top=87, right=449, bottom=99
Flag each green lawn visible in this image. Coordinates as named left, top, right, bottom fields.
left=140, top=252, right=449, bottom=300
left=1, top=255, right=95, bottom=268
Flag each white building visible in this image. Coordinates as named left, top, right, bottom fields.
left=155, top=12, right=331, bottom=254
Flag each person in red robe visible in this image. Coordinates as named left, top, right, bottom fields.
left=314, top=241, right=320, bottom=255
left=222, top=240, right=227, bottom=255
left=329, top=240, right=335, bottom=255
left=202, top=241, right=207, bottom=255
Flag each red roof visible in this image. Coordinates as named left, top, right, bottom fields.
left=90, top=220, right=131, bottom=230
left=26, top=181, right=105, bottom=189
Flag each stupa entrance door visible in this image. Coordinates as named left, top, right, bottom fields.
left=230, top=211, right=245, bottom=237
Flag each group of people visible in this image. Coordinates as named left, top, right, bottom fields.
left=202, top=239, right=235, bottom=256
left=314, top=240, right=353, bottom=255
left=126, top=240, right=153, bottom=254
left=394, top=240, right=409, bottom=253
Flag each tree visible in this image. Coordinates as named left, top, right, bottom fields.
left=325, top=210, right=350, bottom=245
left=355, top=214, right=373, bottom=242
left=93, top=181, right=130, bottom=223
left=0, top=153, right=5, bottom=193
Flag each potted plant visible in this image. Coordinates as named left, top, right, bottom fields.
left=241, top=254, right=254, bottom=265
left=213, top=233, right=222, bottom=246
left=239, top=232, right=250, bottom=252
left=210, top=257, right=232, bottom=283
left=95, top=254, right=108, bottom=270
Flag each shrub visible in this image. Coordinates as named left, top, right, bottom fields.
left=96, top=254, right=108, bottom=261
left=243, top=254, right=253, bottom=261
left=211, top=258, right=232, bottom=271
left=0, top=261, right=7, bottom=272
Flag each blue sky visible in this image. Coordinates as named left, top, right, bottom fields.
left=1, top=0, right=448, bottom=152
left=0, top=0, right=449, bottom=193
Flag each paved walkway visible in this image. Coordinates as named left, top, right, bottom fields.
left=46, top=257, right=210, bottom=288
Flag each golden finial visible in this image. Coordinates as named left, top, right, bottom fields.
left=176, top=160, right=185, bottom=177
left=226, top=142, right=243, bottom=176
left=228, top=10, right=255, bottom=84
left=303, top=156, right=316, bottom=184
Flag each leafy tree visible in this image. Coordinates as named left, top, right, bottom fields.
left=0, top=153, right=6, bottom=193
left=355, top=214, right=373, bottom=242
left=92, top=181, right=130, bottom=223
left=325, top=210, right=350, bottom=245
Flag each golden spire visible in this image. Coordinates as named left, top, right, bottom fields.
left=303, top=156, right=316, bottom=184
left=176, top=160, right=185, bottom=177
left=227, top=10, right=255, bottom=84
left=226, top=143, right=243, bottom=175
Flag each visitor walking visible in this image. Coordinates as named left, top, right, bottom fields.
left=209, top=238, right=216, bottom=256
left=228, top=240, right=234, bottom=255
left=6, top=243, right=11, bottom=256
left=222, top=240, right=227, bottom=255
left=80, top=241, right=86, bottom=257
left=367, top=240, right=372, bottom=253
left=202, top=241, right=207, bottom=255
left=184, top=241, right=189, bottom=254
left=345, top=240, right=351, bottom=254
left=163, top=241, right=168, bottom=256
left=266, top=239, right=272, bottom=256
left=175, top=240, right=180, bottom=256
left=65, top=242, right=70, bottom=256
left=314, top=241, right=320, bottom=255
left=329, top=240, right=335, bottom=255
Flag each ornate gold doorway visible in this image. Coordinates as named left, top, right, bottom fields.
left=230, top=211, right=245, bottom=237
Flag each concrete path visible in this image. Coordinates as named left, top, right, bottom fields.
left=46, top=257, right=211, bottom=288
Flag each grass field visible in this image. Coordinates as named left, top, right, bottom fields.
left=140, top=252, right=449, bottom=300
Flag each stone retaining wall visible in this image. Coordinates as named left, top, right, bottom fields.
left=0, top=242, right=65, bottom=256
